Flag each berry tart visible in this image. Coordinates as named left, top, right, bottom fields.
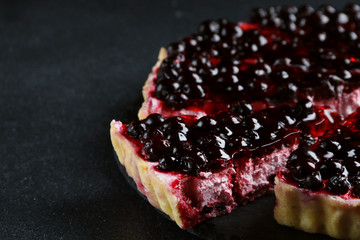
left=111, top=100, right=338, bottom=228
left=139, top=4, right=360, bottom=119
left=274, top=109, right=360, bottom=240
left=111, top=3, right=360, bottom=235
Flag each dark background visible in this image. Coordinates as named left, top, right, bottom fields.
left=1, top=0, right=346, bottom=239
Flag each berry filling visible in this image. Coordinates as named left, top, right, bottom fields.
left=150, top=4, right=360, bottom=115
left=280, top=109, right=360, bottom=198
left=126, top=99, right=340, bottom=176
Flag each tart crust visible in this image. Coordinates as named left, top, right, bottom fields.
left=274, top=175, right=360, bottom=240
left=110, top=120, right=183, bottom=226
left=138, top=48, right=166, bottom=120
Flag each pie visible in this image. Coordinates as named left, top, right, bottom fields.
left=110, top=3, right=360, bottom=238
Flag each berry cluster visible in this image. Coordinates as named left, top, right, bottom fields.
left=285, top=110, right=360, bottom=197
left=154, top=4, right=360, bottom=110
left=126, top=99, right=337, bottom=176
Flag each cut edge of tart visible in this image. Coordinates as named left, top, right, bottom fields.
left=110, top=120, right=182, bottom=225
left=110, top=120, right=237, bottom=229
left=234, top=144, right=298, bottom=204
left=274, top=175, right=360, bottom=240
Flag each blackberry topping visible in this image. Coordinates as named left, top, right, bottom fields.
left=350, top=176, right=360, bottom=197
left=326, top=175, right=351, bottom=195
left=353, top=185, right=360, bottom=197
left=166, top=93, right=189, bottom=109
left=144, top=113, right=165, bottom=127
left=198, top=19, right=243, bottom=40
left=318, top=160, right=346, bottom=180
left=294, top=98, right=314, bottom=121
left=206, top=147, right=230, bottom=161
left=163, top=117, right=189, bottom=134
left=299, top=133, right=316, bottom=147
left=344, top=158, right=360, bottom=175
left=171, top=141, right=193, bottom=157
left=153, top=5, right=360, bottom=113
left=231, top=101, right=253, bottom=116
left=319, top=139, right=342, bottom=154
left=300, top=171, right=323, bottom=191
left=196, top=134, right=226, bottom=149
left=143, top=137, right=171, bottom=161
left=182, top=83, right=206, bottom=98
left=141, top=128, right=164, bottom=141
left=179, top=150, right=208, bottom=175
left=194, top=116, right=217, bottom=131
left=284, top=108, right=360, bottom=196
left=165, top=129, right=188, bottom=142
left=286, top=147, right=319, bottom=167
left=216, top=111, right=242, bottom=126
left=126, top=102, right=338, bottom=176
left=127, top=120, right=147, bottom=139
left=158, top=155, right=178, bottom=171
left=288, top=157, right=317, bottom=181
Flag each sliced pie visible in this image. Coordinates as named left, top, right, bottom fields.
left=111, top=101, right=338, bottom=228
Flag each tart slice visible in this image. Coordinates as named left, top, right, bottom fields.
left=139, top=4, right=360, bottom=120
left=111, top=100, right=339, bottom=228
left=111, top=119, right=236, bottom=229
left=274, top=109, right=360, bottom=239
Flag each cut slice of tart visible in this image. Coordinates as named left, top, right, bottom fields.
left=138, top=5, right=360, bottom=120
left=274, top=109, right=360, bottom=239
left=111, top=120, right=236, bottom=229
left=111, top=100, right=339, bottom=229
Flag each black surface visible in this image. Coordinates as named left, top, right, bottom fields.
left=1, top=0, right=347, bottom=239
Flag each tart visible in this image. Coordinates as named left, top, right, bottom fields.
left=139, top=4, right=360, bottom=119
left=274, top=109, right=360, bottom=239
left=111, top=101, right=338, bottom=228
left=111, top=3, right=360, bottom=234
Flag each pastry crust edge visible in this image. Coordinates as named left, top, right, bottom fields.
left=274, top=176, right=360, bottom=240
left=110, top=120, right=185, bottom=228
left=138, top=48, right=167, bottom=120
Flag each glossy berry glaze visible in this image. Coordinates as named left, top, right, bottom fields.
left=280, top=108, right=360, bottom=198
left=148, top=4, right=360, bottom=116
left=125, top=99, right=340, bottom=176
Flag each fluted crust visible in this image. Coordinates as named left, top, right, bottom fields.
left=138, top=48, right=167, bottom=120
left=274, top=176, right=360, bottom=240
left=110, top=121, right=184, bottom=228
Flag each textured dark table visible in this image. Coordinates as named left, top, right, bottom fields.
left=1, top=0, right=346, bottom=239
